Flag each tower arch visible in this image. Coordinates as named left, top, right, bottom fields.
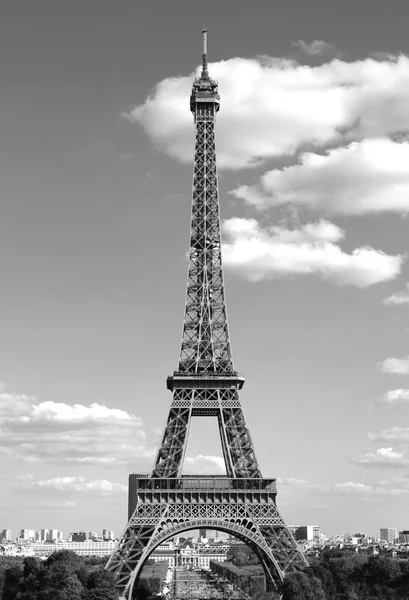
left=127, top=519, right=284, bottom=600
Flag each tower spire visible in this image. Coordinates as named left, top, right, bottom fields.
left=190, top=28, right=220, bottom=116
left=201, top=27, right=208, bottom=78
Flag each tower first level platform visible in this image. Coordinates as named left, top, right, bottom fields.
left=128, top=475, right=277, bottom=519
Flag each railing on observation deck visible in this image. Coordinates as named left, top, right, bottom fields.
left=130, top=476, right=276, bottom=493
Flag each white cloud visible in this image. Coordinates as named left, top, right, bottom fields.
left=277, top=477, right=307, bottom=486
left=384, top=283, right=409, bottom=306
left=334, top=481, right=408, bottom=496
left=355, top=447, right=409, bottom=467
left=221, top=217, right=403, bottom=286
left=0, top=393, right=156, bottom=467
left=20, top=475, right=126, bottom=495
left=231, top=139, right=409, bottom=215
left=127, top=54, right=409, bottom=170
left=0, top=396, right=139, bottom=427
left=276, top=477, right=330, bottom=494
left=369, top=427, right=409, bottom=442
left=269, top=475, right=409, bottom=499
left=378, top=355, right=409, bottom=374
left=184, top=455, right=226, bottom=474
left=376, top=389, right=409, bottom=407
left=334, top=482, right=376, bottom=494
left=272, top=476, right=409, bottom=498
left=31, top=500, right=77, bottom=509
left=292, top=40, right=337, bottom=56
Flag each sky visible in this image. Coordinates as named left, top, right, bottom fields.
left=1, top=0, right=409, bottom=540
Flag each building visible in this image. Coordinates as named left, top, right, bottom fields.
left=39, top=530, right=48, bottom=542
left=102, top=529, right=114, bottom=540
left=49, top=529, right=63, bottom=541
left=350, top=533, right=366, bottom=546
left=0, top=544, right=34, bottom=557
left=88, top=531, right=98, bottom=541
left=212, top=530, right=231, bottom=543
left=40, top=529, right=52, bottom=542
left=380, top=528, right=398, bottom=543
left=1, top=529, right=11, bottom=542
left=199, top=529, right=231, bottom=543
left=151, top=539, right=229, bottom=569
left=399, top=530, right=409, bottom=544
left=70, top=532, right=87, bottom=542
left=39, top=529, right=63, bottom=542
left=30, top=541, right=116, bottom=557
left=19, top=529, right=35, bottom=541
left=294, top=526, right=320, bottom=542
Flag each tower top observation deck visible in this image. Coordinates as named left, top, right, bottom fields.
left=190, top=28, right=220, bottom=115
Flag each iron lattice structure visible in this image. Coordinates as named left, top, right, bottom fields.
left=106, top=30, right=307, bottom=599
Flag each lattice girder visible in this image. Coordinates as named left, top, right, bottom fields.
left=179, top=110, right=232, bottom=376
left=151, top=387, right=261, bottom=478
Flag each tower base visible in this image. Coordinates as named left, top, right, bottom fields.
left=106, top=476, right=307, bottom=599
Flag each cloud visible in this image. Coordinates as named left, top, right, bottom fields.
left=292, top=40, right=338, bottom=57
left=271, top=475, right=409, bottom=499
left=231, top=139, right=409, bottom=215
left=275, top=476, right=406, bottom=498
left=369, top=427, right=409, bottom=442
left=378, top=355, right=409, bottom=374
left=334, top=481, right=409, bottom=496
left=30, top=500, right=78, bottom=509
left=1, top=396, right=140, bottom=427
left=20, top=475, right=127, bottom=495
left=384, top=283, right=409, bottom=306
left=276, top=477, right=330, bottom=494
left=0, top=393, right=156, bottom=467
left=127, top=54, right=409, bottom=170
left=376, top=389, right=409, bottom=407
left=221, top=217, right=403, bottom=286
left=354, top=447, right=409, bottom=467
left=277, top=477, right=307, bottom=486
left=184, top=455, right=226, bottom=474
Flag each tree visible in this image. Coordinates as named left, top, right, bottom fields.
left=60, top=574, right=83, bottom=600
left=226, top=545, right=260, bottom=567
left=2, top=564, right=23, bottom=600
left=281, top=571, right=326, bottom=600
left=84, top=568, right=118, bottom=600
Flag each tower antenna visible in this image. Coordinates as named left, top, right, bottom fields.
left=201, top=27, right=209, bottom=77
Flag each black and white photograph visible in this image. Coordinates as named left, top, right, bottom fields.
left=2, top=1, right=409, bottom=598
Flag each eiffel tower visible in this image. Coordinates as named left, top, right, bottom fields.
left=106, top=29, right=307, bottom=599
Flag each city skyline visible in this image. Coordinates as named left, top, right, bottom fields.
left=2, top=0, right=409, bottom=538
left=3, top=524, right=409, bottom=547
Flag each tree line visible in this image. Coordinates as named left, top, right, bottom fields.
left=0, top=551, right=118, bottom=600
left=282, top=549, right=409, bottom=600
left=226, top=544, right=409, bottom=599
